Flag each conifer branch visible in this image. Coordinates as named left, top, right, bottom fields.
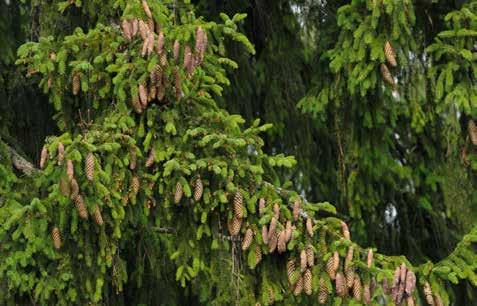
left=5, top=144, right=38, bottom=176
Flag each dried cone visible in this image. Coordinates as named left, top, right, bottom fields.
left=57, top=142, right=65, bottom=165
left=277, top=230, right=287, bottom=253
left=139, top=84, right=148, bottom=107
left=384, top=41, right=397, bottom=67
left=262, top=225, right=269, bottom=244
left=293, top=276, right=303, bottom=296
left=121, top=19, right=132, bottom=41
left=273, top=203, right=280, bottom=218
left=318, top=279, right=328, bottom=304
left=74, top=194, right=88, bottom=219
left=326, top=254, right=337, bottom=279
left=405, top=270, right=416, bottom=295
left=66, top=160, right=74, bottom=180
left=129, top=148, right=137, bottom=170
left=380, top=63, right=396, bottom=88
left=346, top=268, right=355, bottom=289
left=132, top=94, right=143, bottom=113
left=174, top=182, right=183, bottom=204
left=341, top=221, right=350, bottom=240
left=59, top=178, right=70, bottom=196
left=258, top=198, right=266, bottom=215
left=229, top=217, right=242, bottom=236
left=40, top=146, right=48, bottom=169
left=335, top=272, right=347, bottom=297
left=145, top=149, right=155, bottom=167
left=367, top=249, right=374, bottom=268
left=193, top=178, right=203, bottom=201
left=93, top=204, right=104, bottom=226
left=85, top=152, right=95, bottom=181
left=269, top=216, right=277, bottom=237
left=293, top=199, right=300, bottom=221
left=353, top=275, right=362, bottom=301
left=138, top=20, right=149, bottom=40
left=345, top=246, right=354, bottom=271
left=306, top=245, right=314, bottom=267
left=131, top=19, right=139, bottom=37
left=423, top=282, right=434, bottom=306
left=183, top=45, right=192, bottom=71
left=300, top=249, right=307, bottom=272
left=468, top=119, right=477, bottom=145
left=242, top=228, right=253, bottom=251
left=285, top=220, right=292, bottom=242
left=52, top=227, right=61, bottom=250
left=70, top=178, right=79, bottom=199
left=306, top=218, right=314, bottom=237
left=255, top=246, right=262, bottom=265
left=304, top=269, right=312, bottom=295
left=233, top=190, right=243, bottom=218
left=363, top=283, right=371, bottom=305
left=173, top=40, right=180, bottom=63
left=156, top=32, right=165, bottom=54
left=72, top=72, right=80, bottom=95
left=141, top=0, right=152, bottom=19
left=287, top=259, right=296, bottom=284
left=268, top=231, right=278, bottom=253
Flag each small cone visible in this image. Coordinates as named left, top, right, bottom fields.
left=132, top=94, right=143, bottom=113
left=293, top=276, right=303, bottom=296
left=346, top=268, right=355, bottom=289
left=293, top=199, right=300, bottom=221
left=268, top=231, right=278, bottom=253
left=273, top=203, right=280, bottom=218
left=326, top=254, right=337, bottom=280
left=74, top=194, right=88, bottom=219
left=173, top=40, right=180, bottom=63
left=405, top=270, right=416, bottom=295
left=52, top=227, right=61, bottom=250
left=145, top=149, right=155, bottom=167
left=306, top=245, right=314, bottom=267
left=341, top=221, right=350, bottom=240
left=93, top=204, right=104, bottom=226
left=70, top=178, right=79, bottom=199
left=318, top=278, right=328, bottom=304
left=335, top=272, right=347, bottom=297
left=423, top=282, right=434, bottom=306
left=40, top=146, right=48, bottom=169
left=300, top=249, right=307, bottom=272
left=59, top=177, right=70, bottom=196
left=304, top=269, right=312, bottom=295
left=229, top=216, right=242, bottom=236
left=129, top=148, right=137, bottom=170
left=468, top=119, right=477, bottom=145
left=85, top=152, right=95, bottom=181
left=121, top=19, right=132, bottom=41
left=193, top=178, right=203, bottom=201
left=242, top=228, right=253, bottom=251
left=131, top=176, right=140, bottom=195
left=156, top=32, right=165, bottom=54
left=380, top=63, right=396, bottom=88
left=142, top=0, right=152, bottom=19
left=384, top=41, right=397, bottom=67
left=277, top=230, right=286, bottom=253
left=262, top=225, right=269, bottom=244
left=233, top=190, right=243, bottom=218
left=367, top=249, right=373, bottom=268
left=174, top=182, right=183, bottom=204
left=139, top=84, right=148, bottom=107
left=57, top=142, right=65, bottom=165
left=306, top=218, right=314, bottom=237
left=268, top=216, right=277, bottom=237
left=255, top=246, right=262, bottom=265
left=72, top=72, right=80, bottom=95
left=258, top=198, right=266, bottom=215
left=285, top=220, right=292, bottom=242
left=287, top=259, right=296, bottom=284
left=353, top=275, right=362, bottom=301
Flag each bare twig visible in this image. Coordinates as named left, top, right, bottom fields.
left=5, top=144, right=38, bottom=176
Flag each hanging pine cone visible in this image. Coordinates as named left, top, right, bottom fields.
left=293, top=199, right=300, bottom=221
left=400, top=263, right=407, bottom=283
left=138, top=20, right=149, bottom=40
left=423, top=282, right=434, bottom=306
left=405, top=270, right=416, bottom=295
left=346, top=268, right=355, bottom=289
left=132, top=94, right=143, bottom=113
left=367, top=249, right=373, bottom=268
left=174, top=182, right=183, bottom=204
left=392, top=266, right=401, bottom=288
left=147, top=18, right=154, bottom=33
left=173, top=40, right=180, bottom=63
left=341, top=221, right=350, bottom=240
left=193, top=178, right=203, bottom=201
left=72, top=72, right=80, bottom=95
left=384, top=41, right=397, bottom=67
left=195, top=26, right=207, bottom=63
left=272, top=203, right=280, bottom=218
left=468, top=119, right=477, bottom=145
left=345, top=246, right=354, bottom=271
left=145, top=149, right=155, bottom=167
left=262, top=225, right=269, bottom=245
left=139, top=84, right=148, bottom=107
left=353, top=275, right=362, bottom=301
left=40, top=145, right=48, bottom=169
left=306, top=218, right=314, bottom=237
left=121, top=19, right=132, bottom=41
left=183, top=45, right=192, bottom=69
left=131, top=19, right=139, bottom=37
left=229, top=217, right=242, bottom=236
left=233, top=190, right=243, bottom=218
left=406, top=296, right=415, bottom=306
left=85, top=152, right=95, bottom=181
left=70, top=178, right=79, bottom=199
left=156, top=31, right=165, bottom=54
left=332, top=251, right=340, bottom=274
left=285, top=220, right=292, bottom=242
left=380, top=63, right=396, bottom=88
left=129, top=148, right=137, bottom=170
left=255, top=245, right=262, bottom=265
left=326, top=254, right=337, bottom=280
left=287, top=259, right=296, bottom=284
left=268, top=216, right=277, bottom=237
left=131, top=176, right=140, bottom=195
left=317, top=278, right=328, bottom=304
left=160, top=51, right=168, bottom=67
left=59, top=178, right=70, bottom=196
left=258, top=198, right=266, bottom=215
left=57, top=142, right=64, bottom=165
left=335, top=272, right=347, bottom=297
left=277, top=231, right=286, bottom=253
left=293, top=276, right=303, bottom=296
left=52, top=227, right=61, bottom=250
left=74, top=194, right=88, bottom=220
left=141, top=0, right=152, bottom=19
left=174, top=67, right=182, bottom=100
left=93, top=204, right=104, bottom=226
left=300, top=249, right=307, bottom=272
left=306, top=245, right=314, bottom=267
left=363, top=283, right=371, bottom=304
left=433, top=294, right=443, bottom=306
left=149, top=83, right=157, bottom=100
left=242, top=228, right=253, bottom=251
left=268, top=231, right=278, bottom=253
left=304, top=269, right=312, bottom=295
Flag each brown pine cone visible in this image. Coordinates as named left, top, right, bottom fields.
left=258, top=198, right=266, bottom=216
left=287, top=259, right=296, bottom=284
left=93, top=204, right=104, bottom=226
left=145, top=149, right=155, bottom=167
left=272, top=203, right=280, bottom=218
left=363, top=283, right=371, bottom=304
left=40, top=145, right=48, bottom=169
left=139, top=84, right=148, bottom=107
left=303, top=269, right=312, bottom=295
left=293, top=199, right=300, bottom=221
left=174, top=182, right=183, bottom=204
left=242, top=228, right=253, bottom=251
left=285, top=220, right=292, bottom=242
left=262, top=225, right=269, bottom=245
left=335, top=272, right=347, bottom=297
left=173, top=40, right=180, bottom=63
left=57, top=142, right=65, bottom=165
left=255, top=245, right=262, bottom=265
left=233, top=190, right=243, bottom=219
left=66, top=159, right=74, bottom=180
left=52, top=227, right=61, bottom=250
left=367, top=248, right=373, bottom=268
left=70, top=178, right=79, bottom=199
left=293, top=276, right=303, bottom=296
left=183, top=45, right=192, bottom=69
left=268, top=216, right=277, bottom=238
left=268, top=231, right=278, bottom=253
left=142, top=0, right=152, bottom=19
left=345, top=246, right=354, bottom=271
left=132, top=94, right=143, bottom=113
left=353, top=275, right=362, bottom=301
left=306, top=218, right=314, bottom=237
left=341, top=221, right=350, bottom=240
left=405, top=270, right=416, bottom=295
left=193, top=178, right=203, bottom=201
left=423, top=282, right=434, bottom=306
left=72, top=72, right=80, bottom=95
left=300, top=249, right=307, bottom=272
left=74, top=194, right=88, bottom=220
left=346, top=268, right=355, bottom=289
left=277, top=230, right=287, bottom=253
left=59, top=178, right=70, bottom=196
left=131, top=19, right=139, bottom=37
left=156, top=32, right=165, bottom=54
left=326, top=254, right=336, bottom=280
left=85, top=152, right=95, bottom=181
left=317, top=278, right=328, bottom=304
left=229, top=216, right=242, bottom=236
left=384, top=41, right=397, bottom=67
left=380, top=63, right=396, bottom=88
left=468, top=119, right=477, bottom=145
left=121, top=19, right=132, bottom=41
left=306, top=245, right=314, bottom=267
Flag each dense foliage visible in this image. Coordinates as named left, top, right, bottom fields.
left=0, top=0, right=477, bottom=305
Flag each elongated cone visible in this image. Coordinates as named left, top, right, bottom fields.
left=174, top=182, right=183, bottom=204
left=72, top=72, right=80, bottom=95
left=406, top=296, right=415, bottom=306
left=341, top=221, right=350, bottom=240
left=57, top=142, right=65, bottom=165
left=173, top=40, right=180, bottom=63
left=405, top=270, right=416, bottom=295
left=262, top=225, right=269, bottom=244
left=52, top=227, right=61, bottom=250
left=287, top=259, right=296, bottom=284
left=363, top=283, right=371, bottom=304
left=367, top=249, right=373, bottom=268
left=147, top=19, right=154, bottom=33
left=193, top=178, right=203, bottom=201
left=131, top=176, right=140, bottom=194
left=93, top=204, right=104, bottom=226
left=353, top=275, right=362, bottom=301
left=139, top=20, right=149, bottom=40
left=233, top=190, right=243, bottom=218
left=273, top=203, right=280, bottom=218
left=132, top=94, right=143, bottom=113
left=293, top=276, right=303, bottom=296
left=423, top=282, right=434, bottom=306
left=392, top=266, right=401, bottom=288
left=304, top=269, right=312, bottom=295
left=306, top=245, right=314, bottom=267
left=268, top=217, right=277, bottom=239
left=318, top=278, right=328, bottom=304
left=277, top=230, right=287, bottom=253
left=268, top=231, right=278, bottom=253
left=300, top=249, right=307, bottom=272
left=258, top=198, right=266, bottom=215
left=335, top=272, right=347, bottom=297
left=293, top=199, right=300, bottom=221
left=400, top=263, right=407, bottom=284
left=326, top=254, right=337, bottom=279
left=156, top=32, right=165, bottom=54
left=380, top=63, right=396, bottom=88
left=468, top=119, right=477, bottom=145
left=228, top=216, right=242, bottom=236
left=255, top=245, right=262, bottom=265
left=306, top=218, right=313, bottom=237
left=139, top=84, right=148, bottom=107
left=332, top=251, right=340, bottom=274
left=346, top=268, right=355, bottom=289
left=434, top=295, right=443, bottom=306
left=142, top=0, right=152, bottom=19
left=184, top=45, right=192, bottom=71
left=145, top=149, right=155, bottom=167
left=121, top=19, right=132, bottom=40
left=40, top=146, right=48, bottom=169
left=85, top=152, right=95, bottom=181
left=59, top=178, right=70, bottom=196
left=285, top=220, right=292, bottom=242
left=70, top=178, right=79, bottom=199
left=160, top=51, right=168, bottom=67
left=242, top=228, right=253, bottom=251
left=384, top=41, right=397, bottom=67
left=345, top=246, right=354, bottom=271
left=131, top=19, right=139, bottom=37
left=129, top=148, right=137, bottom=170
left=74, top=194, right=88, bottom=219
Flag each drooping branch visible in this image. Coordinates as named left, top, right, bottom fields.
left=5, top=144, right=38, bottom=176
